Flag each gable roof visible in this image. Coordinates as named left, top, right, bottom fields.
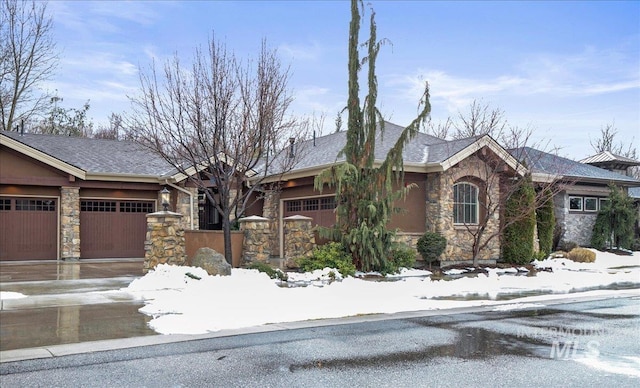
left=1, top=131, right=176, bottom=182
left=509, top=147, right=640, bottom=185
left=259, top=121, right=525, bottom=182
left=580, top=151, right=640, bottom=166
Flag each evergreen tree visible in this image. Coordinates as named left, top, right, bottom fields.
left=314, top=0, right=431, bottom=271
left=536, top=187, right=555, bottom=256
left=502, top=175, right=536, bottom=264
left=591, top=185, right=636, bottom=250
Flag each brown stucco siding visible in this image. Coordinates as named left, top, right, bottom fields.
left=0, top=146, right=69, bottom=185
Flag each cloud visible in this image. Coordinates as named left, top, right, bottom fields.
left=387, top=44, right=639, bottom=116
left=278, top=42, right=323, bottom=61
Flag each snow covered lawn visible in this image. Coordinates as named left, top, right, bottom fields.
left=123, top=249, right=640, bottom=335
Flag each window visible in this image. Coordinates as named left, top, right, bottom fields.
left=453, top=182, right=478, bottom=224
left=0, top=198, right=10, bottom=211
left=285, top=200, right=301, bottom=212
left=303, top=199, right=319, bottom=211
left=81, top=201, right=116, bottom=212
left=16, top=199, right=56, bottom=211
left=569, top=196, right=583, bottom=211
left=599, top=198, right=609, bottom=211
left=584, top=197, right=598, bottom=212
left=320, top=197, right=336, bottom=210
left=120, top=202, right=154, bottom=213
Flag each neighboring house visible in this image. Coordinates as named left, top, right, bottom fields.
left=0, top=131, right=202, bottom=261
left=256, top=122, right=526, bottom=266
left=510, top=147, right=640, bottom=248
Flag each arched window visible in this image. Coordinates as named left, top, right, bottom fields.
left=453, top=182, right=478, bottom=224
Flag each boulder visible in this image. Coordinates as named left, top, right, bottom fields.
left=191, top=247, right=231, bottom=276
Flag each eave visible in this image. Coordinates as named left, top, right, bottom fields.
left=1, top=134, right=87, bottom=179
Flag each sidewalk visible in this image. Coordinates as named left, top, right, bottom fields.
left=0, top=259, right=157, bottom=353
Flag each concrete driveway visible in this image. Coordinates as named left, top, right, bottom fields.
left=0, top=259, right=157, bottom=351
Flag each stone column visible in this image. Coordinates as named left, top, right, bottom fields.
left=143, top=211, right=187, bottom=273
left=261, top=189, right=281, bottom=256
left=175, top=187, right=199, bottom=230
left=283, top=215, right=316, bottom=268
left=238, top=215, right=271, bottom=265
left=60, top=187, right=80, bottom=260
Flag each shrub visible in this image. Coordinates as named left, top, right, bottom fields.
left=591, top=185, right=636, bottom=250
left=416, top=232, right=446, bottom=268
left=381, top=243, right=417, bottom=274
left=296, top=242, right=356, bottom=277
left=536, top=188, right=555, bottom=256
left=247, top=261, right=288, bottom=281
left=566, top=247, right=596, bottom=263
left=502, top=176, right=536, bottom=265
left=558, top=241, right=579, bottom=252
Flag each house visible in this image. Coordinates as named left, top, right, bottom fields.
left=255, top=122, right=527, bottom=265
left=0, top=131, right=201, bottom=261
left=508, top=147, right=640, bottom=248
left=3, top=125, right=638, bottom=264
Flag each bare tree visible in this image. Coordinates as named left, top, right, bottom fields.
left=128, top=37, right=309, bottom=264
left=430, top=102, right=569, bottom=266
left=1, top=0, right=58, bottom=132
left=92, top=113, right=123, bottom=140
left=590, top=122, right=639, bottom=179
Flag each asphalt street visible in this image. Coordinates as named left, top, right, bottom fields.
left=1, top=294, right=639, bottom=387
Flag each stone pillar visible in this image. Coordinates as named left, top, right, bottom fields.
left=60, top=187, right=80, bottom=260
left=283, top=215, right=316, bottom=268
left=143, top=211, right=187, bottom=273
left=175, top=187, right=199, bottom=230
left=262, top=189, right=281, bottom=256
left=238, top=215, right=271, bottom=265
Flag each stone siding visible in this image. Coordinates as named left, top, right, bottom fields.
left=283, top=215, right=316, bottom=268
left=239, top=215, right=272, bottom=265
left=175, top=187, right=199, bottom=230
left=60, top=187, right=80, bottom=260
left=261, top=189, right=280, bottom=257
left=563, top=213, right=597, bottom=247
left=426, top=155, right=501, bottom=262
left=144, top=211, right=187, bottom=273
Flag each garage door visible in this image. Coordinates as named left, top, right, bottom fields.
left=0, top=197, right=58, bottom=261
left=283, top=197, right=336, bottom=228
left=80, top=200, right=154, bottom=259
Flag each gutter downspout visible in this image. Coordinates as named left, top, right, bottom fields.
left=165, top=180, right=195, bottom=230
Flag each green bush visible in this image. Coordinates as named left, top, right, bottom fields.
left=566, top=247, right=596, bottom=263
left=296, top=242, right=356, bottom=277
left=536, top=188, right=555, bottom=256
left=380, top=243, right=417, bottom=274
left=502, top=176, right=536, bottom=265
left=416, top=232, right=446, bottom=267
left=246, top=261, right=288, bottom=281
left=591, top=185, right=636, bottom=250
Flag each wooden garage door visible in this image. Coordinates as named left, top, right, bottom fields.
left=80, top=200, right=154, bottom=259
left=283, top=197, right=337, bottom=228
left=0, top=197, right=58, bottom=261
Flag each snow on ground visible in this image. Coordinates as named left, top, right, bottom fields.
left=124, top=249, right=640, bottom=335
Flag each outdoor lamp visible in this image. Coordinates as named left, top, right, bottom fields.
left=161, top=187, right=170, bottom=211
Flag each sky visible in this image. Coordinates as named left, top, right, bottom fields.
left=42, top=0, right=640, bottom=160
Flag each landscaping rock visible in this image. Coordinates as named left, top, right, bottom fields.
left=191, top=247, right=231, bottom=276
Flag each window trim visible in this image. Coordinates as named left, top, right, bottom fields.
left=569, top=196, right=583, bottom=211
left=599, top=198, right=609, bottom=211
left=584, top=197, right=598, bottom=212
left=453, top=182, right=479, bottom=225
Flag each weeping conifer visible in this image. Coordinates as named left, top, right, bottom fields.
left=314, top=0, right=431, bottom=271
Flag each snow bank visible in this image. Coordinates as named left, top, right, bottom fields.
left=124, top=250, right=640, bottom=335
left=0, top=291, right=28, bottom=300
